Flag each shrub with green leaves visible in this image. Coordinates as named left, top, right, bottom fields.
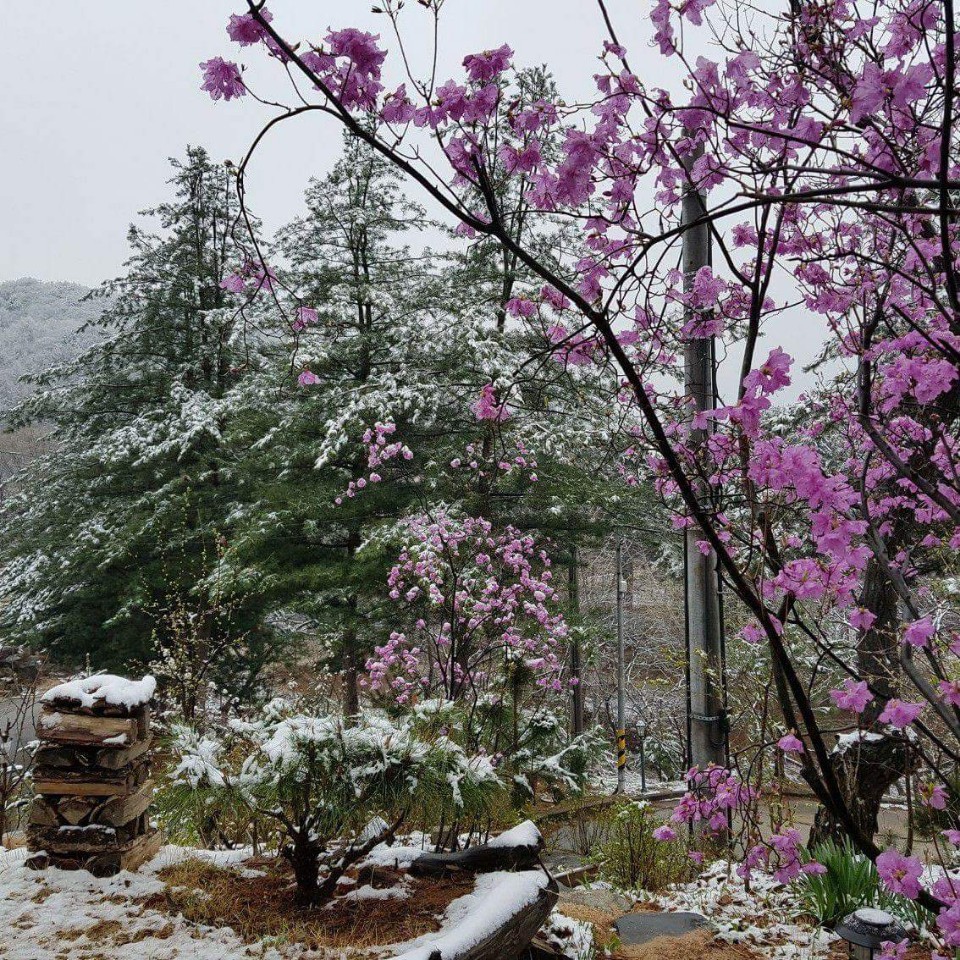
left=160, top=700, right=503, bottom=905
left=795, top=838, right=934, bottom=932
left=795, top=838, right=880, bottom=927
left=594, top=800, right=692, bottom=891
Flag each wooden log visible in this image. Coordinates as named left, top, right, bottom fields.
left=35, top=735, right=153, bottom=771
left=95, top=780, right=154, bottom=828
left=87, top=829, right=161, bottom=878
left=28, top=798, right=60, bottom=828
left=389, top=874, right=558, bottom=960
left=409, top=839, right=543, bottom=877
left=27, top=818, right=142, bottom=853
left=33, top=758, right=149, bottom=797
left=50, top=797, right=97, bottom=826
left=26, top=830, right=161, bottom=877
left=37, top=709, right=140, bottom=748
left=29, top=780, right=154, bottom=828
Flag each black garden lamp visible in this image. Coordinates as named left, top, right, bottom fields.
left=835, top=909, right=909, bottom=960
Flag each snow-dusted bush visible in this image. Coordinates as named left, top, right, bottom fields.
left=162, top=701, right=502, bottom=905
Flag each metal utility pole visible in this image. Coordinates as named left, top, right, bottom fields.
left=682, top=137, right=728, bottom=771
left=615, top=540, right=627, bottom=791
left=569, top=545, right=585, bottom=736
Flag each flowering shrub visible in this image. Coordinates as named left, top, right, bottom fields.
left=366, top=511, right=569, bottom=707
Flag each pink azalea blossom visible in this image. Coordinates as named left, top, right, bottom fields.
left=829, top=679, right=874, bottom=714
left=653, top=825, right=677, bottom=841
left=777, top=733, right=804, bottom=754
left=220, top=272, right=246, bottom=294
left=226, top=8, right=273, bottom=46
left=878, top=698, right=924, bottom=729
left=297, top=370, right=320, bottom=386
left=200, top=57, right=246, bottom=101
left=903, top=617, right=935, bottom=648
left=876, top=848, right=924, bottom=899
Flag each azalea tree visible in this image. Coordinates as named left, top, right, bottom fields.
left=195, top=0, right=960, bottom=944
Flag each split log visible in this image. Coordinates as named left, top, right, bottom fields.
left=33, top=758, right=149, bottom=797
left=96, top=780, right=154, bottom=828
left=35, top=734, right=153, bottom=771
left=37, top=709, right=140, bottom=748
left=30, top=780, right=154, bottom=828
left=27, top=818, right=143, bottom=854
left=86, top=830, right=162, bottom=878
left=410, top=839, right=543, bottom=877
left=27, top=830, right=161, bottom=877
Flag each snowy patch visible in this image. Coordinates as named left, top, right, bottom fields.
left=0, top=844, right=284, bottom=960
left=42, top=674, right=156, bottom=711
left=487, top=819, right=542, bottom=849
left=643, top=859, right=834, bottom=960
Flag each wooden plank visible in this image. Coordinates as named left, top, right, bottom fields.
left=37, top=709, right=139, bottom=748
left=96, top=780, right=154, bottom=828
left=33, top=760, right=148, bottom=797
left=35, top=734, right=153, bottom=771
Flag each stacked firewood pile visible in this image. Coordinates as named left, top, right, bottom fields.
left=26, top=674, right=160, bottom=876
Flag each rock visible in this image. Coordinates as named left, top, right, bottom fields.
left=614, top=911, right=708, bottom=945
left=558, top=884, right=633, bottom=915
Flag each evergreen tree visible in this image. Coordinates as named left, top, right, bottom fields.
left=0, top=147, right=277, bottom=692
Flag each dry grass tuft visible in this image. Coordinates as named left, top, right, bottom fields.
left=150, top=855, right=476, bottom=951
left=611, top=930, right=764, bottom=960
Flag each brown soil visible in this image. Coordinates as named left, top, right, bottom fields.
left=611, top=930, right=766, bottom=960
left=148, top=856, right=476, bottom=951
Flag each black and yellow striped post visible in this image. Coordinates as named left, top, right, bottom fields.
left=616, top=728, right=627, bottom=773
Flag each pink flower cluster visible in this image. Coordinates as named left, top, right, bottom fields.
left=365, top=512, right=567, bottom=703
left=335, top=422, right=413, bottom=505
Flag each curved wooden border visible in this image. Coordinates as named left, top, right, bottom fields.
left=391, top=873, right=559, bottom=960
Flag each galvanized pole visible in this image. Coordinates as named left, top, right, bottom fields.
left=615, top=539, right=627, bottom=791
left=682, top=136, right=727, bottom=771
left=569, top=545, right=585, bottom=736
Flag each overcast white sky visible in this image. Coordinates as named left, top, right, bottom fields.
left=1, top=1, right=658, bottom=286
left=1, top=2, right=829, bottom=399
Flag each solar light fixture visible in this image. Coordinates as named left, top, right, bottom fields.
left=835, top=908, right=908, bottom=960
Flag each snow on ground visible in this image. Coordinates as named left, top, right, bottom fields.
left=641, top=859, right=835, bottom=960
left=0, top=845, right=284, bottom=960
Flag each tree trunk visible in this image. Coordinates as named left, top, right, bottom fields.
left=285, top=831, right=321, bottom=906
left=808, top=556, right=904, bottom=849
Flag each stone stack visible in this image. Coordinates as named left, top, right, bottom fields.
left=27, top=674, right=160, bottom=876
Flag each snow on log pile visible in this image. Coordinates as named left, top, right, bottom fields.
left=26, top=674, right=160, bottom=876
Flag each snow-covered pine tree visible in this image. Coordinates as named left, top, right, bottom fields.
left=0, top=147, right=279, bottom=692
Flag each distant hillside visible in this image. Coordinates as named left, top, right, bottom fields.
left=0, top=278, right=103, bottom=413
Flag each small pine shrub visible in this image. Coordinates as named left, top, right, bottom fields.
left=594, top=800, right=691, bottom=891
